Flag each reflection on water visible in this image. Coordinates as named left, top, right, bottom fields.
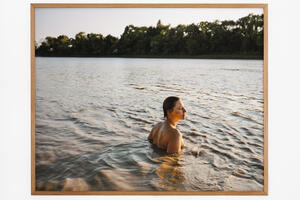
left=155, top=155, right=184, bottom=190
left=35, top=57, right=264, bottom=191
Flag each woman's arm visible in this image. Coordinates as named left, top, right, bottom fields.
left=167, top=131, right=182, bottom=153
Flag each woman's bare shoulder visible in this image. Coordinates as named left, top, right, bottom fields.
left=148, top=122, right=163, bottom=140
left=171, top=129, right=182, bottom=137
left=166, top=125, right=181, bottom=135
left=153, top=121, right=164, bottom=129
left=149, top=122, right=163, bottom=135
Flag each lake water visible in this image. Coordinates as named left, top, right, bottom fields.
left=35, top=57, right=264, bottom=191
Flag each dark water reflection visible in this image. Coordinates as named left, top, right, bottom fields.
left=35, top=57, right=264, bottom=191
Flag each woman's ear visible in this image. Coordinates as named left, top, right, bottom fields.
left=167, top=108, right=174, bottom=118
left=167, top=109, right=171, bottom=116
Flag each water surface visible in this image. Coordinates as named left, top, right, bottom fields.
left=35, top=57, right=264, bottom=191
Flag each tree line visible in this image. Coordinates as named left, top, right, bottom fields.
left=35, top=14, right=263, bottom=58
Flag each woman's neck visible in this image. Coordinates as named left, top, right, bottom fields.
left=165, top=117, right=178, bottom=128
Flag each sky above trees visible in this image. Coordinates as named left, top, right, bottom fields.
left=35, top=8, right=263, bottom=44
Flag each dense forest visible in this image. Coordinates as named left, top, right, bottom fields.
left=35, top=14, right=264, bottom=59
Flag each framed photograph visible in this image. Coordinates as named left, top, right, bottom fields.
left=31, top=3, right=268, bottom=195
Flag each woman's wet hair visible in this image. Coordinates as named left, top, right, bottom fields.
left=163, top=96, right=180, bottom=118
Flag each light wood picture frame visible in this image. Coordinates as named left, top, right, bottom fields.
left=31, top=3, right=268, bottom=195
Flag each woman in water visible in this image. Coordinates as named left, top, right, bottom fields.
left=148, top=96, right=186, bottom=153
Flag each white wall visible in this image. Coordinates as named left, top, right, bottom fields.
left=1, top=0, right=299, bottom=199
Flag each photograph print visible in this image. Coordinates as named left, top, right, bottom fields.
left=32, top=4, right=268, bottom=194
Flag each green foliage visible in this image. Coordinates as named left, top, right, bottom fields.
left=35, top=14, right=264, bottom=58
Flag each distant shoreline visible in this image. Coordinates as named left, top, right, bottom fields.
left=35, top=54, right=263, bottom=60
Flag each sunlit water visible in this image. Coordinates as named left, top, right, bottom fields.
left=35, top=57, right=264, bottom=191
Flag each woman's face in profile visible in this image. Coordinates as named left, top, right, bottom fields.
left=169, top=99, right=186, bottom=120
